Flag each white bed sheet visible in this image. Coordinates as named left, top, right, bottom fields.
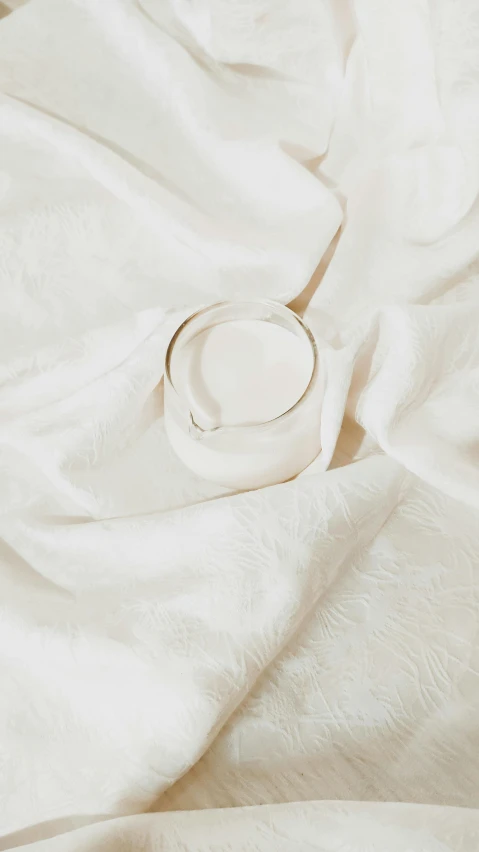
left=0, top=0, right=479, bottom=849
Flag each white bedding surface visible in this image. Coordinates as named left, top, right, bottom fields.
left=0, top=1, right=479, bottom=849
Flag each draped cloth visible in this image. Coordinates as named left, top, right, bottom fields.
left=0, top=1, right=478, bottom=849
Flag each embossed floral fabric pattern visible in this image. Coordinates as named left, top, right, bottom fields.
left=0, top=1, right=479, bottom=850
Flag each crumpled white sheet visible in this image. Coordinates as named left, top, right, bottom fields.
left=0, top=0, right=479, bottom=849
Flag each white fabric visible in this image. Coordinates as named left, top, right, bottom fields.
left=0, top=0, right=479, bottom=849
left=6, top=802, right=479, bottom=851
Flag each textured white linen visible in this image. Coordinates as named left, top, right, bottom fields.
left=0, top=0, right=479, bottom=849
left=6, top=802, right=479, bottom=851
